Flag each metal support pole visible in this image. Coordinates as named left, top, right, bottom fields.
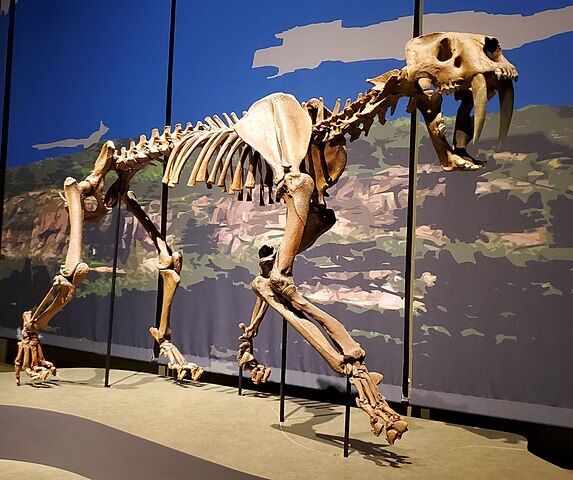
left=279, top=317, right=287, bottom=422
left=402, top=0, right=424, bottom=405
left=238, top=334, right=246, bottom=395
left=104, top=192, right=122, bottom=388
left=343, top=376, right=352, bottom=457
left=154, top=0, right=177, bottom=363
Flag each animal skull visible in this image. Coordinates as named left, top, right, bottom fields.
left=405, top=32, right=518, bottom=151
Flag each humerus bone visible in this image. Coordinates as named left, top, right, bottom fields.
left=17, top=33, right=518, bottom=444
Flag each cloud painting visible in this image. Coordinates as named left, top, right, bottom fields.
left=253, top=6, right=573, bottom=77
left=32, top=121, right=109, bottom=151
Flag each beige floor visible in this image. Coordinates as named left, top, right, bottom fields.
left=0, top=460, right=89, bottom=480
left=0, top=365, right=570, bottom=480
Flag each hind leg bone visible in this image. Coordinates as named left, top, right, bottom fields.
left=269, top=173, right=365, bottom=362
left=237, top=245, right=273, bottom=384
left=238, top=196, right=341, bottom=383
left=123, top=191, right=203, bottom=381
left=257, top=172, right=407, bottom=441
left=15, top=177, right=90, bottom=384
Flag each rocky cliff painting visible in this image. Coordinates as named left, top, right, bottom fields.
left=2, top=105, right=572, bottom=410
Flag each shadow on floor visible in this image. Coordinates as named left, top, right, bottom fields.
left=270, top=397, right=411, bottom=468
left=457, top=424, right=523, bottom=445
left=21, top=369, right=188, bottom=391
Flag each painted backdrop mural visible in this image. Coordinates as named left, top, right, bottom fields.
left=1, top=0, right=414, bottom=398
left=1, top=0, right=572, bottom=426
left=163, top=0, right=417, bottom=394
left=0, top=0, right=171, bottom=358
left=411, top=0, right=573, bottom=426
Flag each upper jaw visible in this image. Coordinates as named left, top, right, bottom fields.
left=430, top=68, right=518, bottom=96
left=411, top=66, right=518, bottom=171
left=494, top=67, right=518, bottom=82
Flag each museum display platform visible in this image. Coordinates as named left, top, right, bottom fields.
left=0, top=364, right=570, bottom=480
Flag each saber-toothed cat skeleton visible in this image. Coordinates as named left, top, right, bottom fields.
left=15, top=33, right=517, bottom=444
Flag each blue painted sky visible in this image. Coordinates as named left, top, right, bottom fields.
left=6, top=0, right=170, bottom=166
left=171, top=0, right=413, bottom=127
left=4, top=0, right=573, bottom=167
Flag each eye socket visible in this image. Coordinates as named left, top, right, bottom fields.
left=436, top=37, right=453, bottom=61
left=484, top=37, right=500, bottom=53
left=483, top=37, right=502, bottom=60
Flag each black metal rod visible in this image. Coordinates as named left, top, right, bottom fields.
left=279, top=317, right=287, bottom=422
left=343, top=376, right=352, bottom=457
left=413, top=0, right=423, bottom=38
left=154, top=0, right=177, bottom=361
left=164, top=0, right=176, bottom=130
left=402, top=0, right=424, bottom=403
left=104, top=193, right=122, bottom=388
left=0, top=0, right=16, bottom=253
left=161, top=0, right=176, bottom=239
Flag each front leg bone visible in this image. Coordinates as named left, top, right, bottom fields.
left=252, top=276, right=345, bottom=374
left=416, top=90, right=483, bottom=171
left=347, top=361, right=408, bottom=444
left=254, top=276, right=407, bottom=442
left=124, top=192, right=204, bottom=382
left=278, top=285, right=365, bottom=362
left=15, top=177, right=90, bottom=385
left=15, top=312, right=59, bottom=385
left=237, top=316, right=272, bottom=384
left=237, top=246, right=275, bottom=383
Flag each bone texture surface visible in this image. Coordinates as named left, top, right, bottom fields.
left=16, top=33, right=517, bottom=444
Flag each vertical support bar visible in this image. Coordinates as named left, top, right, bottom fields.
left=238, top=335, right=245, bottom=395
left=402, top=0, right=424, bottom=405
left=279, top=317, right=287, bottom=422
left=0, top=0, right=16, bottom=254
left=104, top=192, right=122, bottom=388
left=154, top=0, right=177, bottom=361
left=343, top=376, right=352, bottom=457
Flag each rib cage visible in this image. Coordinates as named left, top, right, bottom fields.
left=162, top=118, right=274, bottom=205
left=111, top=110, right=274, bottom=205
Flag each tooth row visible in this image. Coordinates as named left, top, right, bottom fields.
left=437, top=82, right=461, bottom=95
left=495, top=67, right=518, bottom=81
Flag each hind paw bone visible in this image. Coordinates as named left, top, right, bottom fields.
left=237, top=322, right=256, bottom=367
left=158, top=340, right=203, bottom=381
left=347, top=361, right=408, bottom=443
left=14, top=325, right=57, bottom=385
left=250, top=364, right=271, bottom=384
left=237, top=324, right=270, bottom=383
left=237, top=346, right=271, bottom=384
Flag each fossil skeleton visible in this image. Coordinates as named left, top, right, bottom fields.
left=15, top=32, right=517, bottom=444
